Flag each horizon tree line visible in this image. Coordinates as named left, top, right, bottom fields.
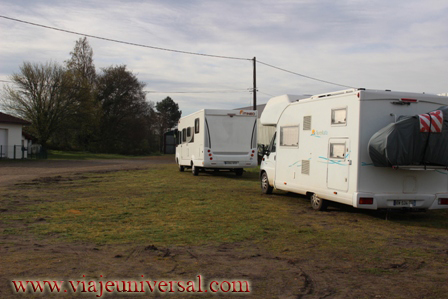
left=1, top=37, right=181, bottom=155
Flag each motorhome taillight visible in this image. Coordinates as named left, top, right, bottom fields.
left=210, top=157, right=213, bottom=160
left=209, top=154, right=212, bottom=157
left=439, top=198, right=448, bottom=205
left=401, top=98, right=418, bottom=103
left=208, top=149, right=211, bottom=153
left=359, top=198, right=373, bottom=205
left=252, top=150, right=255, bottom=153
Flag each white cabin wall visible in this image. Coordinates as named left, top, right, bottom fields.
left=0, top=123, right=23, bottom=159
left=274, top=92, right=361, bottom=205
left=176, top=110, right=205, bottom=165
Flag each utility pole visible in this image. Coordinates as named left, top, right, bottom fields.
left=253, top=57, right=257, bottom=111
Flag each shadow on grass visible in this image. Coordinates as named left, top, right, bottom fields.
left=182, top=168, right=260, bottom=182
left=264, top=191, right=448, bottom=230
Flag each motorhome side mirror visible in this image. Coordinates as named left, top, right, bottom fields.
left=264, top=148, right=270, bottom=156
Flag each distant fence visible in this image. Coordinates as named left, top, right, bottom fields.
left=0, top=144, right=47, bottom=160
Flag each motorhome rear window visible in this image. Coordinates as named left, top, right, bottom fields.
left=280, top=126, right=299, bottom=147
left=187, top=127, right=191, bottom=137
left=331, top=108, right=347, bottom=126
left=195, top=118, right=200, bottom=134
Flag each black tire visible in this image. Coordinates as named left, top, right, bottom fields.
left=179, top=163, right=184, bottom=172
left=235, top=168, right=244, bottom=176
left=310, top=193, right=328, bottom=211
left=192, top=164, right=199, bottom=176
left=261, top=171, right=273, bottom=194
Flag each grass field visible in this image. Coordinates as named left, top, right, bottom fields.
left=1, top=163, right=448, bottom=298
left=47, top=150, right=156, bottom=160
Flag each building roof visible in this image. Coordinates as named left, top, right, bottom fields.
left=0, top=112, right=31, bottom=125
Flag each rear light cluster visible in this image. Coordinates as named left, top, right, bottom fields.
left=251, top=150, right=255, bottom=157
left=359, top=197, right=373, bottom=205
left=439, top=198, right=448, bottom=205
left=208, top=149, right=213, bottom=160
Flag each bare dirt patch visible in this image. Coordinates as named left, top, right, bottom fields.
left=0, top=156, right=174, bottom=187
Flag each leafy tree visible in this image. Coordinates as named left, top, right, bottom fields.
left=54, top=37, right=98, bottom=150
left=95, top=65, right=154, bottom=154
left=155, top=97, right=182, bottom=151
left=65, top=37, right=96, bottom=86
left=2, top=61, right=75, bottom=146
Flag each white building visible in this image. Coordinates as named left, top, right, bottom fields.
left=0, top=112, right=31, bottom=159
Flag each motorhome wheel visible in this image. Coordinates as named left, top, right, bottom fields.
left=192, top=164, right=199, bottom=176
left=261, top=172, right=273, bottom=194
left=235, top=168, right=244, bottom=176
left=310, top=194, right=327, bottom=211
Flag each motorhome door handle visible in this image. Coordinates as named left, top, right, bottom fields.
left=274, top=156, right=276, bottom=161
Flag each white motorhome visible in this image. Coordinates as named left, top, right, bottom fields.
left=260, top=89, right=448, bottom=211
left=176, top=109, right=258, bottom=176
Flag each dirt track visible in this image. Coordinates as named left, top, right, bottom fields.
left=0, top=156, right=175, bottom=187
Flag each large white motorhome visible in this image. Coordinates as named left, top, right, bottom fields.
left=260, top=88, right=448, bottom=211
left=176, top=109, right=258, bottom=176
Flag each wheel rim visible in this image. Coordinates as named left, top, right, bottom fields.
left=311, top=194, right=320, bottom=209
left=262, top=173, right=268, bottom=191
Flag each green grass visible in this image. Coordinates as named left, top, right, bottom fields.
left=1, top=165, right=448, bottom=298
left=47, top=150, right=160, bottom=160
left=1, top=164, right=447, bottom=260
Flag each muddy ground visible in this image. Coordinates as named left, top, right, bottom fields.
left=1, top=157, right=447, bottom=298
left=0, top=156, right=174, bottom=187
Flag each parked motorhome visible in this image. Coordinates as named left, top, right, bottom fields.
left=176, top=109, right=258, bottom=176
left=260, top=89, right=448, bottom=210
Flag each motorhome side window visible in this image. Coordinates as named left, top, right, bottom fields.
left=176, top=131, right=182, bottom=145
left=186, top=127, right=194, bottom=143
left=331, top=108, right=347, bottom=126
left=330, top=143, right=346, bottom=159
left=182, top=128, right=187, bottom=143
left=195, top=118, right=200, bottom=134
left=280, top=126, right=299, bottom=147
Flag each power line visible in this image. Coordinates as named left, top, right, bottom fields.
left=257, top=90, right=275, bottom=97
left=257, top=60, right=355, bottom=89
left=0, top=15, right=251, bottom=61
left=0, top=15, right=356, bottom=89
left=145, top=89, right=250, bottom=94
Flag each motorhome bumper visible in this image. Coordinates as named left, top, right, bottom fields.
left=354, top=193, right=448, bottom=210
left=203, top=159, right=257, bottom=168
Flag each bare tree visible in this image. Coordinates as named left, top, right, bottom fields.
left=2, top=61, right=75, bottom=146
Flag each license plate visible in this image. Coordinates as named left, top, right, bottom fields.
left=393, top=200, right=416, bottom=207
left=224, top=161, right=238, bottom=165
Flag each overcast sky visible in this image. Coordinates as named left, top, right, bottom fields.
left=1, top=0, right=447, bottom=116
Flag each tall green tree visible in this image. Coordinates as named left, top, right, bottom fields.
left=155, top=97, right=182, bottom=151
left=55, top=37, right=98, bottom=150
left=2, top=61, right=75, bottom=146
left=96, top=65, right=154, bottom=154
